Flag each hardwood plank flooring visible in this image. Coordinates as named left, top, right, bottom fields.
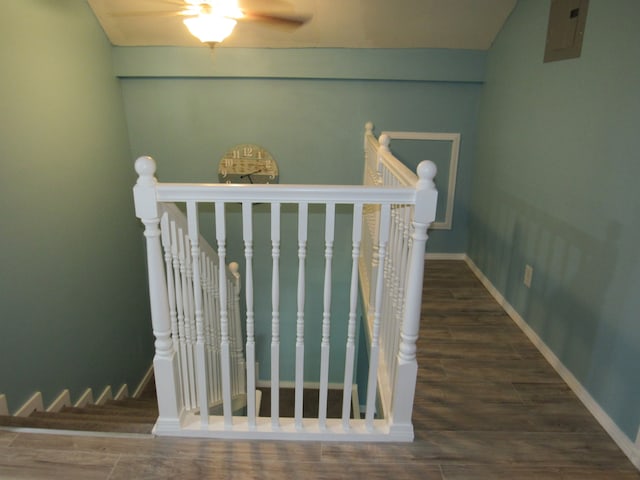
left=1, top=260, right=638, bottom=479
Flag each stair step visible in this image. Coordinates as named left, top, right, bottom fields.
left=106, top=398, right=158, bottom=409
left=0, top=414, right=153, bottom=434
left=63, top=405, right=157, bottom=417
left=94, top=400, right=157, bottom=411
left=137, top=390, right=157, bottom=401
left=30, top=410, right=156, bottom=424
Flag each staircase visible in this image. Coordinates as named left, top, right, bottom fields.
left=0, top=379, right=158, bottom=434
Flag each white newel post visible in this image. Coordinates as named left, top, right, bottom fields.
left=133, top=156, right=183, bottom=430
left=389, top=160, right=437, bottom=436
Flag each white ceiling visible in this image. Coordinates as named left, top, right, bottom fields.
left=88, top=0, right=516, bottom=49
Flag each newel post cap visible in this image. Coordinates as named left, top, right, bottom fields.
left=378, top=134, right=391, bottom=150
left=228, top=262, right=240, bottom=282
left=365, top=121, right=374, bottom=134
left=417, top=160, right=437, bottom=189
left=135, top=156, right=157, bottom=186
left=133, top=156, right=159, bottom=219
left=414, top=160, right=438, bottom=225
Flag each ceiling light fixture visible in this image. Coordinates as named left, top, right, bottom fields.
left=183, top=0, right=243, bottom=47
left=184, top=14, right=237, bottom=46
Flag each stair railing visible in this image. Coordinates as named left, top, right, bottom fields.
left=134, top=172, right=244, bottom=431
left=361, top=122, right=438, bottom=430
left=158, top=203, right=245, bottom=420
left=133, top=122, right=437, bottom=440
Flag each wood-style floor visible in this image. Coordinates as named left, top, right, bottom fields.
left=1, top=260, right=638, bottom=479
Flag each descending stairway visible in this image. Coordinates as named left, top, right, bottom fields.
left=0, top=380, right=158, bottom=434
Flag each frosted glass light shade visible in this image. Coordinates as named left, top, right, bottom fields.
left=184, top=14, right=237, bottom=44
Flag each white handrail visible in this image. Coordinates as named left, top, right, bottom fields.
left=156, top=183, right=415, bottom=204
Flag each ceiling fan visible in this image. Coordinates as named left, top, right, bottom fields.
left=109, top=0, right=312, bottom=47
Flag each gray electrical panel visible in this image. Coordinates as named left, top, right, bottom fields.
left=544, top=0, right=589, bottom=63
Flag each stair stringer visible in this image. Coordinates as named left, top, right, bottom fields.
left=0, top=368, right=155, bottom=418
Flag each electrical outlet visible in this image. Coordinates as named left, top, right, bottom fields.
left=524, top=265, right=533, bottom=288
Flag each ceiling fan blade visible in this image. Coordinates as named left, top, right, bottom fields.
left=240, top=11, right=312, bottom=28
left=109, top=11, right=184, bottom=18
left=239, top=0, right=292, bottom=9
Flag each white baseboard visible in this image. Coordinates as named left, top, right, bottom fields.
left=74, top=388, right=94, bottom=408
left=114, top=384, right=129, bottom=400
left=46, top=389, right=71, bottom=412
left=0, top=394, right=8, bottom=416
left=464, top=256, right=640, bottom=470
left=425, top=252, right=467, bottom=261
left=95, top=386, right=113, bottom=405
left=133, top=365, right=155, bottom=399
left=15, top=392, right=44, bottom=417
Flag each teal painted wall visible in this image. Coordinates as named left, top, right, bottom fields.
left=470, top=0, right=640, bottom=441
left=118, top=49, right=484, bottom=253
left=0, top=1, right=153, bottom=412
left=119, top=51, right=483, bottom=382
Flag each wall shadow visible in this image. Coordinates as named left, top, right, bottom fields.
left=467, top=186, right=639, bottom=437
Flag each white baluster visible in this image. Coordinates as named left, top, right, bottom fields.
left=242, top=202, right=257, bottom=429
left=392, top=205, right=412, bottom=387
left=318, top=202, right=335, bottom=429
left=210, top=257, right=221, bottom=406
left=160, top=213, right=180, bottom=395
left=271, top=202, right=281, bottom=429
left=385, top=205, right=402, bottom=378
left=202, top=254, right=215, bottom=402
left=170, top=221, right=189, bottom=409
left=133, top=156, right=182, bottom=429
left=378, top=205, right=391, bottom=380
left=226, top=277, right=237, bottom=398
left=179, top=231, right=197, bottom=410
left=215, top=202, right=233, bottom=427
left=377, top=134, right=389, bottom=187
left=187, top=201, right=209, bottom=426
left=342, top=203, right=363, bottom=429
left=381, top=205, right=398, bottom=377
left=228, top=263, right=243, bottom=399
left=390, top=161, right=437, bottom=435
left=294, top=202, right=308, bottom=430
left=160, top=214, right=177, bottom=337
left=368, top=204, right=381, bottom=319
left=365, top=203, right=391, bottom=429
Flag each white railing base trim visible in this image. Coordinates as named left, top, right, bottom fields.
left=153, top=414, right=187, bottom=433
left=95, top=386, right=113, bottom=406
left=152, top=414, right=412, bottom=442
left=15, top=392, right=44, bottom=417
left=46, top=390, right=72, bottom=413
left=74, top=388, right=94, bottom=408
left=114, top=384, right=129, bottom=401
left=133, top=364, right=155, bottom=399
